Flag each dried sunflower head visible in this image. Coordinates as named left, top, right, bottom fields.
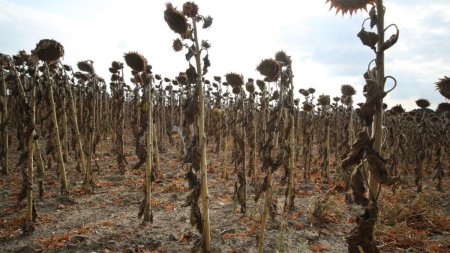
left=109, top=67, right=118, bottom=74
left=326, top=0, right=376, bottom=15
left=435, top=76, right=450, bottom=100
left=333, top=96, right=340, bottom=102
left=437, top=102, right=450, bottom=112
left=74, top=71, right=89, bottom=81
left=225, top=73, right=244, bottom=87
left=182, top=2, right=198, bottom=18
left=112, top=61, right=123, bottom=70
left=164, top=3, right=189, bottom=36
left=308, top=88, right=316, bottom=94
left=303, top=102, right=313, bottom=112
left=13, top=50, right=28, bottom=66
left=0, top=53, right=11, bottom=67
left=256, top=79, right=266, bottom=91
left=173, top=38, right=183, bottom=52
left=430, top=116, right=440, bottom=122
left=245, top=80, right=255, bottom=94
left=202, top=15, right=213, bottom=29
left=341, top=84, right=356, bottom=96
left=232, top=86, right=242, bottom=95
left=256, top=59, right=280, bottom=81
left=177, top=72, right=188, bottom=85
left=415, top=99, right=430, bottom=109
left=275, top=50, right=292, bottom=66
left=318, top=94, right=331, bottom=106
left=34, top=39, right=64, bottom=62
left=391, top=104, right=405, bottom=115
left=124, top=52, right=147, bottom=72
left=77, top=60, right=95, bottom=75
left=111, top=73, right=119, bottom=81
left=63, top=64, right=72, bottom=72
left=213, top=76, right=221, bottom=82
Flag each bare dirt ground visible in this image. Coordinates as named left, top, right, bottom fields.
left=1, top=131, right=449, bottom=252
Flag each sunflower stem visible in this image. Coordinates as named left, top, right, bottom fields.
left=192, top=17, right=211, bottom=252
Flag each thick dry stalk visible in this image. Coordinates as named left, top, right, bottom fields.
left=193, top=18, right=211, bottom=252
left=286, top=68, right=296, bottom=212
left=258, top=169, right=272, bottom=252
left=251, top=100, right=257, bottom=184
left=65, top=76, right=89, bottom=193
left=25, top=74, right=36, bottom=233
left=238, top=88, right=247, bottom=214
left=62, top=97, right=69, bottom=160
left=48, top=71, right=69, bottom=194
left=143, top=80, right=153, bottom=222
left=368, top=0, right=385, bottom=202
left=0, top=65, right=8, bottom=175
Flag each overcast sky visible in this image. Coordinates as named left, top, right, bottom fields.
left=1, top=0, right=449, bottom=110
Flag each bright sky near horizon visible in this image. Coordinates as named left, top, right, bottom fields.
left=1, top=0, right=449, bottom=110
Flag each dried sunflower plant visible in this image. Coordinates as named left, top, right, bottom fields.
left=0, top=53, right=10, bottom=175
left=327, top=0, right=400, bottom=252
left=164, top=2, right=213, bottom=252
left=123, top=52, right=155, bottom=223
left=2, top=49, right=39, bottom=235
left=433, top=77, right=450, bottom=191
left=254, top=53, right=293, bottom=253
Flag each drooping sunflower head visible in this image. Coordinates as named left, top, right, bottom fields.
left=124, top=52, right=147, bottom=72
left=34, top=39, right=64, bottom=62
left=164, top=3, right=189, bottom=36
left=232, top=86, right=242, bottom=95
left=391, top=104, right=405, bottom=115
left=77, top=60, right=95, bottom=75
left=256, top=80, right=266, bottom=91
left=225, top=72, right=244, bottom=87
left=326, top=0, right=376, bottom=15
left=182, top=2, right=199, bottom=18
left=303, top=102, right=314, bottom=112
left=245, top=80, right=255, bottom=94
left=0, top=53, right=11, bottom=67
left=415, top=99, right=430, bottom=109
left=318, top=94, right=331, bottom=106
left=173, top=38, right=183, bottom=52
left=437, top=102, right=450, bottom=112
left=341, top=84, right=356, bottom=97
left=111, top=61, right=123, bottom=70
left=435, top=76, right=450, bottom=100
left=275, top=50, right=292, bottom=66
left=256, top=59, right=280, bottom=81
